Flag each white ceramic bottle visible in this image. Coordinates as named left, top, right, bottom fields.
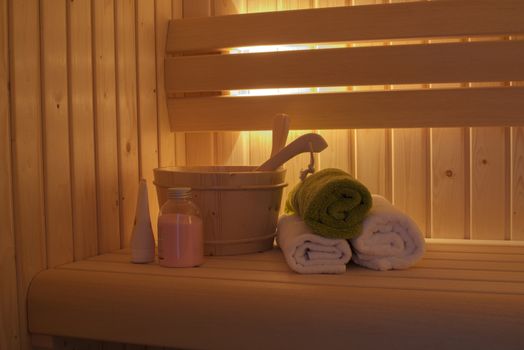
left=130, top=179, right=155, bottom=263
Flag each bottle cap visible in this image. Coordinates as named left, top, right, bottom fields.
left=167, top=187, right=192, bottom=199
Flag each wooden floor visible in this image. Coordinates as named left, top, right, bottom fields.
left=28, top=240, right=524, bottom=350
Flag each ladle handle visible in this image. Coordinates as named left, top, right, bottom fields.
left=270, top=114, right=290, bottom=157
left=256, top=133, right=328, bottom=172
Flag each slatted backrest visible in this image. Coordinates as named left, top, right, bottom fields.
left=165, top=0, right=524, bottom=131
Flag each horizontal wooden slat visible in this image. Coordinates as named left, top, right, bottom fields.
left=166, top=40, right=524, bottom=92
left=168, top=87, right=524, bottom=131
left=166, top=0, right=524, bottom=53
left=86, top=252, right=524, bottom=281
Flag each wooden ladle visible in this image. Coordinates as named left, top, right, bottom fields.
left=256, top=133, right=328, bottom=171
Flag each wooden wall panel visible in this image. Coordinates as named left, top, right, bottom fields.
left=93, top=0, right=121, bottom=253
left=157, top=0, right=176, bottom=168
left=214, top=0, right=250, bottom=166
left=41, top=0, right=74, bottom=267
left=389, top=0, right=429, bottom=235
left=393, top=128, right=429, bottom=235
left=68, top=0, right=98, bottom=260
left=355, top=128, right=392, bottom=199
left=10, top=1, right=47, bottom=349
left=116, top=0, right=139, bottom=247
left=277, top=1, right=315, bottom=201
left=431, top=127, right=468, bottom=239
left=172, top=1, right=186, bottom=166
left=0, top=1, right=21, bottom=349
left=183, top=0, right=215, bottom=166
left=471, top=127, right=508, bottom=240
left=510, top=43, right=524, bottom=240
left=316, top=1, right=352, bottom=176
left=513, top=123, right=524, bottom=240
left=246, top=0, right=276, bottom=167
left=136, top=0, right=160, bottom=236
left=352, top=0, right=392, bottom=200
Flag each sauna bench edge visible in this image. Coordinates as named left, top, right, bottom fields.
left=27, top=239, right=524, bottom=350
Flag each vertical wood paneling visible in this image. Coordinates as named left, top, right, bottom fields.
left=214, top=0, right=249, bottom=166
left=172, top=1, right=186, bottom=166
left=277, top=1, right=314, bottom=200
left=157, top=0, right=175, bottom=168
left=137, top=0, right=160, bottom=235
left=246, top=0, right=276, bottom=167
left=355, top=128, right=392, bottom=198
left=393, top=128, right=429, bottom=235
left=318, top=129, right=352, bottom=172
left=471, top=127, right=507, bottom=240
left=10, top=0, right=47, bottom=348
left=115, top=0, right=139, bottom=247
left=510, top=38, right=524, bottom=241
left=513, top=122, right=524, bottom=241
left=316, top=2, right=352, bottom=175
left=468, top=35, right=509, bottom=240
left=431, top=127, right=468, bottom=239
left=0, top=0, right=21, bottom=348
left=41, top=0, right=74, bottom=267
left=389, top=0, right=429, bottom=235
left=352, top=0, right=392, bottom=200
left=93, top=0, right=121, bottom=253
left=69, top=0, right=98, bottom=260
left=183, top=0, right=215, bottom=166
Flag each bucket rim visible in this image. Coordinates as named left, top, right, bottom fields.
left=154, top=165, right=287, bottom=175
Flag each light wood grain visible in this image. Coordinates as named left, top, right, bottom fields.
left=355, top=128, right=392, bottom=199
left=68, top=0, right=98, bottom=260
left=136, top=0, right=160, bottom=238
left=431, top=128, right=468, bottom=239
left=274, top=0, right=315, bottom=203
left=167, top=0, right=524, bottom=53
left=115, top=0, right=139, bottom=248
left=389, top=0, right=429, bottom=237
left=28, top=244, right=524, bottom=350
left=157, top=0, right=176, bottom=169
left=213, top=0, right=249, bottom=167
left=166, top=40, right=524, bottom=92
left=10, top=1, right=47, bottom=349
left=182, top=0, right=215, bottom=167
left=93, top=0, right=121, bottom=253
left=171, top=0, right=186, bottom=167
left=392, top=128, right=429, bottom=234
left=245, top=0, right=277, bottom=168
left=0, top=0, right=20, bottom=348
left=513, top=124, right=524, bottom=240
left=169, top=87, right=524, bottom=130
left=471, top=127, right=508, bottom=240
left=41, top=0, right=74, bottom=268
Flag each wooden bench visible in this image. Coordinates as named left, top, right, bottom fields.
left=28, top=240, right=524, bottom=349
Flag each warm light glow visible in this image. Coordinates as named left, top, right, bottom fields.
left=229, top=43, right=348, bottom=96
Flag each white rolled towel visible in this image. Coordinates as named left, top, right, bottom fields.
left=350, top=195, right=425, bottom=271
left=276, top=215, right=352, bottom=274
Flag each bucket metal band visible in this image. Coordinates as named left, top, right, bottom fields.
left=154, top=182, right=288, bottom=191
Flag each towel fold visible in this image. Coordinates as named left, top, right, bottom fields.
left=350, top=195, right=425, bottom=271
left=277, top=214, right=352, bottom=274
left=285, top=168, right=373, bottom=239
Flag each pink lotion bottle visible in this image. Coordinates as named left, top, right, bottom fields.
left=158, top=187, right=204, bottom=267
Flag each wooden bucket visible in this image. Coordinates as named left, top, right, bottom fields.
left=153, top=166, right=287, bottom=256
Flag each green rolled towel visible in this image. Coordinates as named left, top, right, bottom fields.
left=285, top=168, right=373, bottom=239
